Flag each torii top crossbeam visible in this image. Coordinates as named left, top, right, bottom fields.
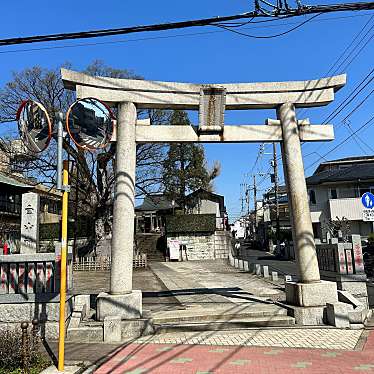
left=62, top=69, right=346, bottom=110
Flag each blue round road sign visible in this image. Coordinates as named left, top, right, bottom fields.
left=361, top=192, right=374, bottom=209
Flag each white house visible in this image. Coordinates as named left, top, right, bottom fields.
left=306, top=156, right=374, bottom=239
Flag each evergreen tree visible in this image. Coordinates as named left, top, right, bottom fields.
left=162, top=110, right=220, bottom=210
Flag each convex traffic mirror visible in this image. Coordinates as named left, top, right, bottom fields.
left=66, top=98, right=114, bottom=150
left=16, top=100, right=52, bottom=153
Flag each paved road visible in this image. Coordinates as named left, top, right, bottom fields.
left=88, top=328, right=373, bottom=373
left=73, top=268, right=182, bottom=313
left=239, top=244, right=300, bottom=279
left=149, top=260, right=285, bottom=305
left=73, top=260, right=286, bottom=315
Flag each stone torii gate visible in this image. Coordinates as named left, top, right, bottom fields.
left=62, top=69, right=346, bottom=324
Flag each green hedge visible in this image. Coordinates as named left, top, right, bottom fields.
left=39, top=216, right=94, bottom=240
left=166, top=214, right=216, bottom=234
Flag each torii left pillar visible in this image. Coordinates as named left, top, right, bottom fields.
left=97, top=102, right=142, bottom=321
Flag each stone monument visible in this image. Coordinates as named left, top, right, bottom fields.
left=20, top=192, right=40, bottom=254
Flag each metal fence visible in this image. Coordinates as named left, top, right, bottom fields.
left=73, top=254, right=147, bottom=271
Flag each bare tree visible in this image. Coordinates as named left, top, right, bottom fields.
left=322, top=216, right=351, bottom=242
left=0, top=60, right=167, bottom=254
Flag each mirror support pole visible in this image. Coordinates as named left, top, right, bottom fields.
left=56, top=112, right=64, bottom=191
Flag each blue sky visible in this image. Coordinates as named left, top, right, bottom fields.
left=1, top=1, right=373, bottom=220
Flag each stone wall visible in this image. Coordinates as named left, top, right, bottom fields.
left=167, top=231, right=231, bottom=261
left=214, top=231, right=231, bottom=259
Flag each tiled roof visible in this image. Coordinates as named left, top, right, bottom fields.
left=136, top=194, right=176, bottom=211
left=0, top=173, right=32, bottom=188
left=307, top=162, right=374, bottom=185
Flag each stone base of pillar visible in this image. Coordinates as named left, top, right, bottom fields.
left=287, top=305, right=326, bottom=326
left=96, top=291, right=142, bottom=321
left=286, top=281, right=338, bottom=307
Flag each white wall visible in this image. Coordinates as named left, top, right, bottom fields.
left=307, top=184, right=373, bottom=238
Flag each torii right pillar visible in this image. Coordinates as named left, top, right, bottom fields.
left=278, top=102, right=338, bottom=325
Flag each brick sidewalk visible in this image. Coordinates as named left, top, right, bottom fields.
left=85, top=329, right=374, bottom=373
left=133, top=328, right=362, bottom=350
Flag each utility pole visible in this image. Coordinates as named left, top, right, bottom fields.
left=240, top=183, right=245, bottom=213
left=253, top=175, right=257, bottom=239
left=246, top=185, right=250, bottom=216
left=272, top=143, right=280, bottom=249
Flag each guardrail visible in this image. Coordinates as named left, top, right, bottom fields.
left=0, top=253, right=73, bottom=295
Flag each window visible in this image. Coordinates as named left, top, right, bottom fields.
left=0, top=191, right=21, bottom=214
left=329, top=189, right=338, bottom=199
left=359, top=187, right=374, bottom=197
left=40, top=197, right=61, bottom=214
left=312, top=222, right=321, bottom=239
left=309, top=189, right=316, bottom=205
left=339, top=187, right=356, bottom=198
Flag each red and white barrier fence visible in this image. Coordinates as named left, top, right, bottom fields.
left=0, top=253, right=72, bottom=295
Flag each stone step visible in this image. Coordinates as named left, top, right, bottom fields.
left=154, top=316, right=295, bottom=333
left=68, top=319, right=155, bottom=343
left=66, top=326, right=103, bottom=343
left=151, top=306, right=288, bottom=324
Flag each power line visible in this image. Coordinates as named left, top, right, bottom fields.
left=322, top=69, right=374, bottom=124
left=217, top=12, right=322, bottom=38
left=340, top=88, right=374, bottom=122
left=344, top=119, right=374, bottom=152
left=342, top=121, right=369, bottom=154
left=1, top=2, right=374, bottom=46
left=298, top=15, right=373, bottom=119
left=332, top=25, right=374, bottom=74
left=341, top=30, right=374, bottom=70
left=300, top=68, right=374, bottom=160
left=305, top=114, right=374, bottom=170
left=0, top=13, right=371, bottom=55
left=267, top=70, right=374, bottom=187
left=329, top=15, right=374, bottom=76
left=299, top=68, right=374, bottom=161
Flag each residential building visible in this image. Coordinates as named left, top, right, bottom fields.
left=307, top=156, right=374, bottom=239
left=231, top=217, right=248, bottom=239
left=185, top=189, right=227, bottom=230
left=135, top=189, right=229, bottom=261
left=260, top=185, right=292, bottom=244
left=256, top=156, right=374, bottom=245
left=135, top=189, right=227, bottom=233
